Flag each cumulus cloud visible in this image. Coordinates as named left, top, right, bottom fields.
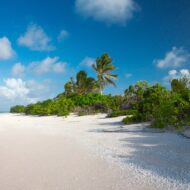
left=0, top=78, right=29, bottom=100
left=58, top=30, right=69, bottom=42
left=0, top=37, right=15, bottom=60
left=168, top=69, right=177, bottom=76
left=18, top=24, right=55, bottom=51
left=11, top=63, right=25, bottom=77
left=29, top=56, right=67, bottom=75
left=155, top=47, right=190, bottom=69
left=79, top=57, right=95, bottom=68
left=0, top=78, right=52, bottom=111
left=180, top=69, right=190, bottom=76
left=164, top=69, right=190, bottom=83
left=75, top=0, right=138, bottom=25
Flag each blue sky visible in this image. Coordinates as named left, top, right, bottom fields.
left=0, top=0, right=190, bottom=110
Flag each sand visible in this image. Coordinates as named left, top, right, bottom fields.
left=0, top=113, right=190, bottom=190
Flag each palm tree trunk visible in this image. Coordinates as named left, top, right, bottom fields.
left=100, top=85, right=103, bottom=95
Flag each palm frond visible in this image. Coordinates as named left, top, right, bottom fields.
left=92, top=64, right=98, bottom=72
left=105, top=76, right=117, bottom=87
left=106, top=74, right=118, bottom=80
left=102, top=65, right=115, bottom=72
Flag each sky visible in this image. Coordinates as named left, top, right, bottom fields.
left=0, top=0, right=190, bottom=111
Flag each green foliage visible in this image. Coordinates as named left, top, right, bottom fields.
left=152, top=88, right=190, bottom=129
left=123, top=81, right=149, bottom=110
left=64, top=81, right=73, bottom=96
left=10, top=105, right=25, bottom=113
left=10, top=94, right=122, bottom=117
left=140, top=83, right=169, bottom=121
left=25, top=99, right=54, bottom=116
left=23, top=98, right=74, bottom=116
left=123, top=79, right=190, bottom=129
left=64, top=70, right=100, bottom=96
left=67, top=93, right=121, bottom=111
left=52, top=98, right=74, bottom=116
left=171, top=78, right=190, bottom=100
left=92, top=53, right=118, bottom=94
left=108, top=110, right=132, bottom=118
left=123, top=113, right=143, bottom=124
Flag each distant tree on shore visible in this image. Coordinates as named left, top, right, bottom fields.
left=64, top=70, right=99, bottom=95
left=64, top=81, right=73, bottom=96
left=92, top=53, right=118, bottom=94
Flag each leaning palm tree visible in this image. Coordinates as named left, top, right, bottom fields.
left=92, top=53, right=118, bottom=94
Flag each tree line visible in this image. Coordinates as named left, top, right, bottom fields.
left=10, top=53, right=190, bottom=129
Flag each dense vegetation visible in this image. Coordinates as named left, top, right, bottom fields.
left=122, top=79, right=190, bottom=128
left=10, top=53, right=190, bottom=129
left=10, top=93, right=123, bottom=116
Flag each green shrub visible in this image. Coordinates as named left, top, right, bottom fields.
left=108, top=110, right=129, bottom=118
left=152, top=93, right=190, bottom=129
left=123, top=113, right=143, bottom=124
left=67, top=93, right=122, bottom=112
left=10, top=105, right=25, bottom=113
left=53, top=97, right=74, bottom=116
left=23, top=97, right=74, bottom=116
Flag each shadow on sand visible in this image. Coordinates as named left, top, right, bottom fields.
left=89, top=119, right=190, bottom=183
left=118, top=134, right=190, bottom=183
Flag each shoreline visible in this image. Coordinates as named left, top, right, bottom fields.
left=0, top=113, right=190, bottom=190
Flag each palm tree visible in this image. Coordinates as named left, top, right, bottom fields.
left=84, top=77, right=100, bottom=94
left=64, top=70, right=99, bottom=95
left=76, top=71, right=99, bottom=94
left=92, top=53, right=118, bottom=94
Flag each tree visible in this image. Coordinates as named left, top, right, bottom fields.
left=76, top=70, right=88, bottom=94
left=64, top=70, right=99, bottom=95
left=125, top=81, right=149, bottom=100
left=171, top=79, right=187, bottom=94
left=92, top=53, right=118, bottom=94
left=124, top=81, right=149, bottom=110
left=64, top=81, right=73, bottom=96
left=171, top=77, right=190, bottom=100
left=84, top=77, right=99, bottom=94
left=10, top=105, right=25, bottom=113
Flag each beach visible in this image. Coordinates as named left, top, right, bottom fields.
left=0, top=113, right=190, bottom=190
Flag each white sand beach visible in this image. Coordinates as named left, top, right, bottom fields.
left=0, top=113, right=190, bottom=190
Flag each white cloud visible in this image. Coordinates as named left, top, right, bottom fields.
left=29, top=56, right=67, bottom=75
left=58, top=30, right=69, bottom=42
left=164, top=69, right=190, bottom=83
left=125, top=73, right=133, bottom=78
left=180, top=69, right=190, bottom=76
left=75, top=0, right=138, bottom=25
left=0, top=78, right=52, bottom=111
left=0, top=37, right=15, bottom=60
left=0, top=78, right=29, bottom=100
left=80, top=57, right=95, bottom=67
left=18, top=24, right=55, bottom=51
left=168, top=69, right=177, bottom=76
left=11, top=63, right=25, bottom=77
left=155, top=47, right=190, bottom=69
